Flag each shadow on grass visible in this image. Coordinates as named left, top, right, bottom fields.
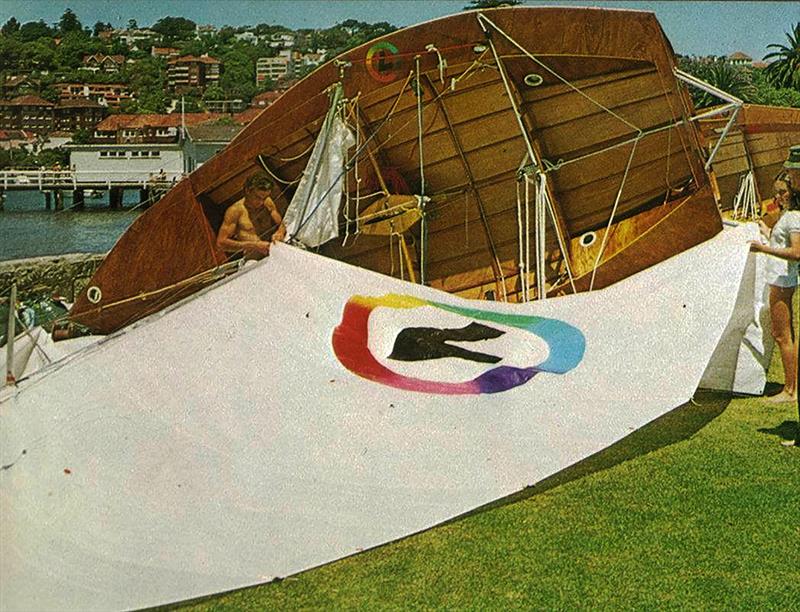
left=441, top=389, right=732, bottom=524
left=757, top=419, right=799, bottom=443
left=763, top=381, right=786, bottom=397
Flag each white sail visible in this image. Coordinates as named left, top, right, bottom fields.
left=1, top=224, right=756, bottom=611
left=283, top=113, right=355, bottom=247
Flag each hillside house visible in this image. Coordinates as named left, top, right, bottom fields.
left=81, top=54, right=126, bottom=73
left=167, top=55, right=222, bottom=93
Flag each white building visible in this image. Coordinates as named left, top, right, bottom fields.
left=269, top=33, right=295, bottom=48
left=67, top=143, right=184, bottom=184
left=234, top=31, right=258, bottom=44
left=256, top=56, right=291, bottom=85
left=727, top=51, right=753, bottom=67
left=115, top=28, right=158, bottom=48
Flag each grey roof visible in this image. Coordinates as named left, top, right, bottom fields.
left=184, top=121, right=242, bottom=143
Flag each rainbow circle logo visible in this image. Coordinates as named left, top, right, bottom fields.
left=332, top=294, right=585, bottom=395
left=365, top=41, right=400, bottom=83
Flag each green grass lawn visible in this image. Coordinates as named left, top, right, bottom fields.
left=170, top=350, right=800, bottom=611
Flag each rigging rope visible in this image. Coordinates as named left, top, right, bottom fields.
left=515, top=175, right=526, bottom=302
left=535, top=171, right=547, bottom=300
left=525, top=174, right=531, bottom=302
left=477, top=13, right=641, bottom=133
left=416, top=56, right=427, bottom=286
left=257, top=154, right=301, bottom=186
left=588, top=136, right=642, bottom=292
left=482, top=23, right=575, bottom=296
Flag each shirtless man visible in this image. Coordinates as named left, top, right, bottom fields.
left=217, top=172, right=287, bottom=259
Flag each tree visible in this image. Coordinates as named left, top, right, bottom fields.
left=93, top=21, right=112, bottom=37
left=463, top=0, right=521, bottom=9
left=219, top=46, right=257, bottom=101
left=151, top=16, right=197, bottom=44
left=18, top=20, right=54, bottom=43
left=54, top=30, right=94, bottom=70
left=124, top=55, right=168, bottom=112
left=750, top=67, right=800, bottom=108
left=39, top=86, right=60, bottom=103
left=58, top=8, right=83, bottom=35
left=1, top=17, right=20, bottom=36
left=253, top=23, right=290, bottom=37
left=764, top=23, right=800, bottom=90
left=180, top=94, right=202, bottom=112
left=202, top=83, right=225, bottom=101
left=678, top=57, right=754, bottom=108
left=28, top=39, right=56, bottom=71
left=0, top=36, right=23, bottom=72
left=71, top=128, right=93, bottom=144
left=127, top=19, right=138, bottom=30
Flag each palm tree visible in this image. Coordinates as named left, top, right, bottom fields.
left=764, top=23, right=800, bottom=89
left=693, top=61, right=755, bottom=108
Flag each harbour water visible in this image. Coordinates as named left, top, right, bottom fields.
left=0, top=190, right=142, bottom=261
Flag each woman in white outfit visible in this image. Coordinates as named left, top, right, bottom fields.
left=749, top=174, right=800, bottom=402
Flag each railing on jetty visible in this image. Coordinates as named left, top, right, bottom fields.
left=0, top=169, right=184, bottom=191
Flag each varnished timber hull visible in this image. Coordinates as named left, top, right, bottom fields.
left=71, top=6, right=721, bottom=334
left=702, top=104, right=800, bottom=209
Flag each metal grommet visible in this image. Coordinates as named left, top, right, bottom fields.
left=86, top=286, right=102, bottom=304
left=524, top=73, right=543, bottom=87
left=579, top=232, right=597, bottom=248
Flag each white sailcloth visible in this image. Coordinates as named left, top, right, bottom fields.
left=1, top=224, right=755, bottom=611
left=283, top=115, right=355, bottom=247
left=700, top=222, right=774, bottom=394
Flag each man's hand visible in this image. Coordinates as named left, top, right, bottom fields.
left=253, top=240, right=271, bottom=256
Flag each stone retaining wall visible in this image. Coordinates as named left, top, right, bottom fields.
left=0, top=254, right=105, bottom=301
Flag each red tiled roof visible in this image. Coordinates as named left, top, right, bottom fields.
left=1, top=94, right=54, bottom=107
left=94, top=112, right=224, bottom=131
left=0, top=129, right=36, bottom=140
left=167, top=55, right=221, bottom=65
left=55, top=82, right=129, bottom=90
left=728, top=51, right=752, bottom=60
left=83, top=53, right=125, bottom=64
left=4, top=75, right=31, bottom=87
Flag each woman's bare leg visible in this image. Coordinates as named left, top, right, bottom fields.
left=768, top=284, right=796, bottom=401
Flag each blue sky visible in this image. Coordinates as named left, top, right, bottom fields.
left=1, top=1, right=796, bottom=61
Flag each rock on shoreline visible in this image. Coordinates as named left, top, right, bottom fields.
left=0, top=253, right=105, bottom=302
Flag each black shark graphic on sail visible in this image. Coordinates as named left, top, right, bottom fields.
left=388, top=322, right=505, bottom=363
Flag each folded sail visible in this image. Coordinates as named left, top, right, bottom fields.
left=283, top=98, right=355, bottom=247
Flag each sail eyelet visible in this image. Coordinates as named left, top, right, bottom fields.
left=86, top=286, right=102, bottom=304
left=524, top=73, right=543, bottom=87
left=579, top=232, right=597, bottom=248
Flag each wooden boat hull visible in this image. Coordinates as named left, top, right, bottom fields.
left=71, top=6, right=722, bottom=334
left=702, top=104, right=800, bottom=208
